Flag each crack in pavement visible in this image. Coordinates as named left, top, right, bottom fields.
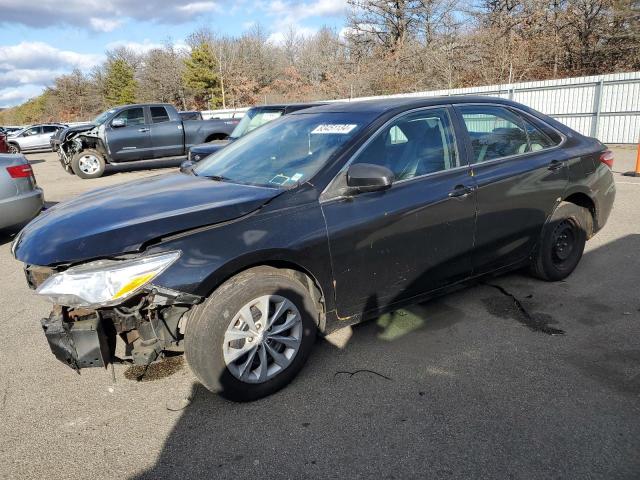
left=483, top=283, right=565, bottom=336
left=334, top=369, right=393, bottom=381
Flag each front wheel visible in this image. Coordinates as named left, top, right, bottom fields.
left=8, top=143, right=20, bottom=154
left=530, top=201, right=590, bottom=281
left=71, top=149, right=106, bottom=179
left=185, top=267, right=318, bottom=402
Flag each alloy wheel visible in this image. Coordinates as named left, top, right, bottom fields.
left=223, top=295, right=302, bottom=384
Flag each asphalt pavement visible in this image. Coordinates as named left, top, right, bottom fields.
left=0, top=147, right=638, bottom=479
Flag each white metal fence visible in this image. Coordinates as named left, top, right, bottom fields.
left=185, top=71, right=640, bottom=144
left=332, top=71, right=640, bottom=144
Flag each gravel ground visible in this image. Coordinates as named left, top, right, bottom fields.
left=0, top=146, right=638, bottom=480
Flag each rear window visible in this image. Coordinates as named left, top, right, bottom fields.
left=151, top=107, right=171, bottom=123
left=458, top=105, right=560, bottom=163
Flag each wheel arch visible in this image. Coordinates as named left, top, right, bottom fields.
left=198, top=254, right=330, bottom=332
left=562, top=190, right=596, bottom=237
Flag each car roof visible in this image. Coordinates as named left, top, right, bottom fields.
left=293, top=95, right=521, bottom=115
left=251, top=102, right=328, bottom=110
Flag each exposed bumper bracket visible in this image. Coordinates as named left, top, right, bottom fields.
left=41, top=313, right=111, bottom=370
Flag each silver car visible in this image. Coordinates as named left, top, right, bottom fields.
left=7, top=124, right=65, bottom=154
left=0, top=154, right=44, bottom=230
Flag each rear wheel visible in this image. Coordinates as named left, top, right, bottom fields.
left=530, top=201, right=590, bottom=281
left=71, top=149, right=105, bottom=179
left=185, top=267, right=317, bottom=401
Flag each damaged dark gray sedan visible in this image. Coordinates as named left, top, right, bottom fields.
left=12, top=96, right=615, bottom=401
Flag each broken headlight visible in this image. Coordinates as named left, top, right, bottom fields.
left=36, top=251, right=180, bottom=308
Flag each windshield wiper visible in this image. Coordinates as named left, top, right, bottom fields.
left=204, top=174, right=228, bottom=182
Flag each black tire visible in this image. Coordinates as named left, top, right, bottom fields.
left=185, top=267, right=317, bottom=402
left=71, top=149, right=106, bottom=179
left=530, top=201, right=590, bottom=281
left=8, top=143, right=20, bottom=154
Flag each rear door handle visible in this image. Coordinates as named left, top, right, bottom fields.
left=548, top=160, right=563, bottom=171
left=448, top=184, right=474, bottom=198
left=138, top=128, right=150, bottom=133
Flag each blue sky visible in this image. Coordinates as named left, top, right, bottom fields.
left=0, top=0, right=348, bottom=107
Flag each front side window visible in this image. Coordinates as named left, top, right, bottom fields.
left=351, top=108, right=459, bottom=181
left=113, top=107, right=145, bottom=127
left=151, top=107, right=170, bottom=123
left=24, top=127, right=41, bottom=136
left=195, top=112, right=367, bottom=188
left=459, top=105, right=557, bottom=163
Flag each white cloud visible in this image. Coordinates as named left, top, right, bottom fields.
left=0, top=84, right=47, bottom=107
left=177, top=2, right=222, bottom=14
left=0, top=42, right=103, bottom=71
left=0, top=42, right=104, bottom=107
left=106, top=40, right=164, bottom=55
left=89, top=17, right=123, bottom=32
left=267, top=25, right=318, bottom=45
left=0, top=0, right=224, bottom=31
left=264, top=0, right=347, bottom=25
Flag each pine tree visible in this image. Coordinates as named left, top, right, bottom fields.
left=183, top=42, right=221, bottom=109
left=103, top=59, right=137, bottom=105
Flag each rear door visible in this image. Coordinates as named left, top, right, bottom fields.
left=149, top=106, right=184, bottom=158
left=321, top=106, right=477, bottom=318
left=106, top=107, right=152, bottom=162
left=40, top=126, right=60, bottom=148
left=453, top=104, right=568, bottom=274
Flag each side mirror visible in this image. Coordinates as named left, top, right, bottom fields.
left=180, top=160, right=195, bottom=173
left=111, top=118, right=126, bottom=128
left=346, top=163, right=394, bottom=193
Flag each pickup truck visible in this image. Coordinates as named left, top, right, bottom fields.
left=53, top=103, right=239, bottom=179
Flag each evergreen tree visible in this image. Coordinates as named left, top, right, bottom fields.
left=103, top=59, right=137, bottom=105
left=183, top=42, right=221, bottom=109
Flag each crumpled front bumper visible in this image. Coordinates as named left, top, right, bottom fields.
left=41, top=311, right=111, bottom=370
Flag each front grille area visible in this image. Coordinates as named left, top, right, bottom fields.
left=24, top=265, right=55, bottom=290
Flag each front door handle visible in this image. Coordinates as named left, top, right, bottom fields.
left=448, top=184, right=474, bottom=198
left=548, top=160, right=563, bottom=171
left=138, top=128, right=150, bottom=133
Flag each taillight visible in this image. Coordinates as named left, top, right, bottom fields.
left=599, top=150, right=614, bottom=169
left=6, top=164, right=34, bottom=178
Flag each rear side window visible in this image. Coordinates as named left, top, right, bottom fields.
left=459, top=105, right=558, bottom=163
left=151, top=107, right=171, bottom=123
left=114, top=107, right=145, bottom=126
left=351, top=108, right=459, bottom=181
left=42, top=126, right=58, bottom=134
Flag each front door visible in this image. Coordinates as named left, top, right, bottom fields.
left=454, top=104, right=569, bottom=274
left=321, top=107, right=477, bottom=318
left=106, top=107, right=152, bottom=162
left=19, top=126, right=43, bottom=151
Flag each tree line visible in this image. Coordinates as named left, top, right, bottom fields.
left=1, top=0, right=638, bottom=125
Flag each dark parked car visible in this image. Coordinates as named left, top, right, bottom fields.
left=182, top=103, right=327, bottom=169
left=0, top=131, right=8, bottom=153
left=52, top=104, right=239, bottom=179
left=12, top=96, right=615, bottom=401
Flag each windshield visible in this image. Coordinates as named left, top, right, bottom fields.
left=92, top=108, right=117, bottom=126
left=194, top=112, right=367, bottom=188
left=230, top=108, right=284, bottom=139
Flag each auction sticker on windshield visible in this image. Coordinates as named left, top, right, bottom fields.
left=311, top=124, right=358, bottom=134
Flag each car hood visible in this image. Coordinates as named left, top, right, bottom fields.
left=191, top=139, right=232, bottom=156
left=13, top=172, right=281, bottom=266
left=56, top=124, right=95, bottom=141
